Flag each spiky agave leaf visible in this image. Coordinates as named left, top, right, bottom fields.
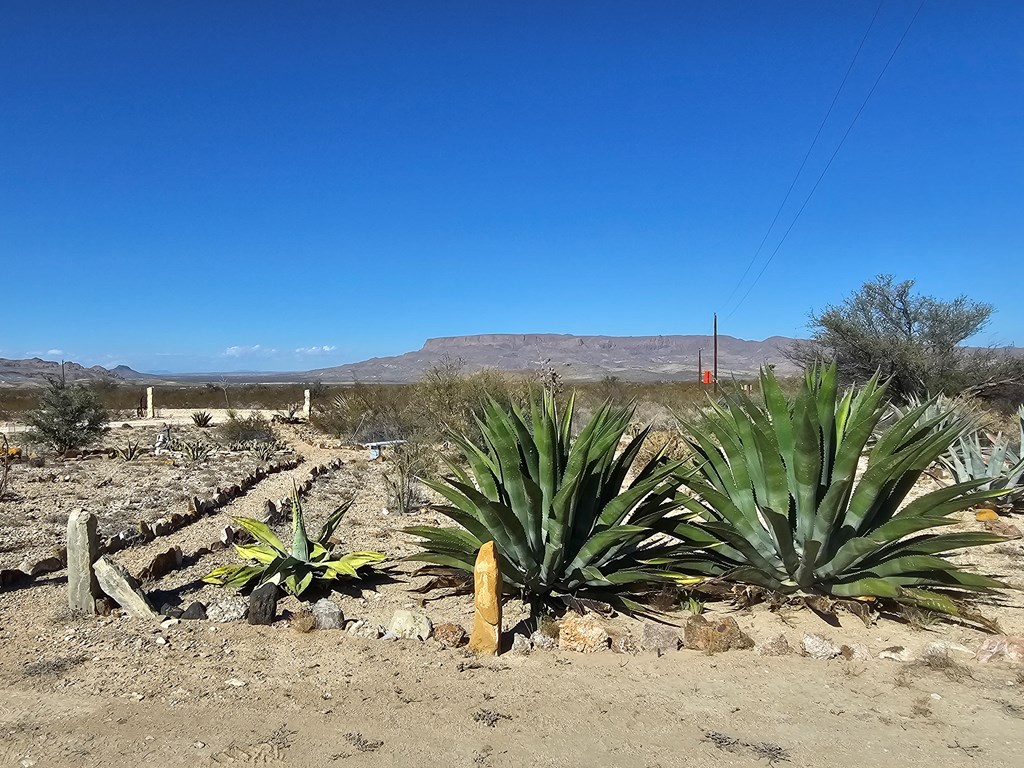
left=204, top=486, right=385, bottom=598
left=406, top=390, right=699, bottom=618
left=673, top=364, right=1009, bottom=620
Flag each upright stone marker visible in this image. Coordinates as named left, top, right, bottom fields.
left=302, top=389, right=311, bottom=419
left=469, top=541, right=502, bottom=655
left=67, top=509, right=101, bottom=614
left=146, top=387, right=155, bottom=419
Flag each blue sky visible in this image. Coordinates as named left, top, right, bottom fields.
left=1, top=2, right=1021, bottom=372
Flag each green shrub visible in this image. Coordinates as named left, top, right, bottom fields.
left=674, top=364, right=1009, bottom=621
left=406, top=392, right=697, bottom=620
left=218, top=411, right=273, bottom=444
left=25, top=378, right=108, bottom=453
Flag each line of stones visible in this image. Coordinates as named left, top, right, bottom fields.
left=66, top=456, right=349, bottom=617
left=0, top=456, right=305, bottom=591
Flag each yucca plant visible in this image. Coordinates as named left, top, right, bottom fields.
left=673, top=364, right=1008, bottom=621
left=115, top=439, right=142, bottom=462
left=192, top=410, right=214, bottom=427
left=406, top=392, right=700, bottom=620
left=941, top=432, right=1024, bottom=508
left=204, top=485, right=386, bottom=597
left=180, top=440, right=213, bottom=463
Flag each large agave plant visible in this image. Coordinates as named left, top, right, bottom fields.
left=674, top=364, right=1008, bottom=619
left=204, top=485, right=385, bottom=597
left=406, top=392, right=699, bottom=619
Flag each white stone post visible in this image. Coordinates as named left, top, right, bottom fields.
left=146, top=387, right=155, bottom=419
left=303, top=389, right=311, bottom=419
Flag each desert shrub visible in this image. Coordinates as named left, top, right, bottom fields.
left=25, top=378, right=108, bottom=453
left=313, top=383, right=414, bottom=443
left=218, top=411, right=273, bottom=444
left=382, top=440, right=434, bottom=513
left=787, top=274, right=1024, bottom=402
left=204, top=486, right=385, bottom=598
left=180, top=440, right=213, bottom=463
left=674, top=364, right=1009, bottom=622
left=407, top=392, right=697, bottom=620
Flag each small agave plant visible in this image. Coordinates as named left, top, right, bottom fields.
left=941, top=432, right=1024, bottom=508
left=204, top=485, right=386, bottom=597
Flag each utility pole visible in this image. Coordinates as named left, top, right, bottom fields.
left=697, top=347, right=703, bottom=385
left=713, top=313, right=719, bottom=395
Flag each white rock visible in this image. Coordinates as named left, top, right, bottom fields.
left=530, top=631, right=557, bottom=650
left=224, top=678, right=246, bottom=687
left=206, top=596, right=248, bottom=623
left=312, top=599, right=343, bottom=630
left=878, top=645, right=915, bottom=662
left=388, top=609, right=433, bottom=641
left=802, top=633, right=841, bottom=660
left=509, top=634, right=532, bottom=655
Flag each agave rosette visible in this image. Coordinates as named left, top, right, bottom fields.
left=406, top=392, right=701, bottom=617
left=674, top=364, right=1009, bottom=618
left=204, top=485, right=385, bottom=597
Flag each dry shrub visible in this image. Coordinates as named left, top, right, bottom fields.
left=291, top=609, right=316, bottom=633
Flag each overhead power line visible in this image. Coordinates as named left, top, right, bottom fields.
left=721, top=0, right=886, bottom=311
left=724, top=0, right=928, bottom=320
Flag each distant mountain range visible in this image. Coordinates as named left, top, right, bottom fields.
left=308, top=333, right=801, bottom=382
left=0, top=334, right=802, bottom=387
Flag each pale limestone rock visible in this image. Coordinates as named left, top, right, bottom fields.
left=93, top=556, right=158, bottom=619
left=559, top=614, right=610, bottom=653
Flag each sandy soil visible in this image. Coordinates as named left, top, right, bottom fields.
left=1, top=424, right=1024, bottom=767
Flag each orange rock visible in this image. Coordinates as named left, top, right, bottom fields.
left=975, top=508, right=1000, bottom=522
left=468, top=541, right=502, bottom=655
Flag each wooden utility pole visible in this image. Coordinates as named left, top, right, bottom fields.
left=697, top=347, right=703, bottom=385
left=713, top=313, right=719, bottom=395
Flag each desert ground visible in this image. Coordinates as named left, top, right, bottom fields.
left=2, top=416, right=1023, bottom=767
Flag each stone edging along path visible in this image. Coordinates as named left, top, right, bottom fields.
left=1, top=435, right=351, bottom=591
left=119, top=455, right=349, bottom=584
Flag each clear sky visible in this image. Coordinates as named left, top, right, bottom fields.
left=1, top=2, right=1021, bottom=372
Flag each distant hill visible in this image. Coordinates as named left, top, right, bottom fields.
left=0, top=359, right=154, bottom=387
left=306, top=334, right=803, bottom=383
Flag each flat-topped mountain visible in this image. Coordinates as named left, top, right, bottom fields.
left=307, top=333, right=802, bottom=383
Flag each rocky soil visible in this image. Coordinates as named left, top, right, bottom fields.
left=1, top=423, right=1024, bottom=767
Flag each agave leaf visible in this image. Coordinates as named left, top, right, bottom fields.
left=231, top=516, right=287, bottom=554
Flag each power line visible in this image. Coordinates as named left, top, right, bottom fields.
left=726, top=0, right=928, bottom=319
left=721, top=0, right=886, bottom=310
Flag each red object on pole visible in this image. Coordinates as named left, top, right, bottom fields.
left=702, top=370, right=712, bottom=385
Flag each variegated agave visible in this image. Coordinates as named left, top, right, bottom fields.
left=406, top=392, right=699, bottom=619
left=674, top=364, right=1008, bottom=620
left=204, top=485, right=385, bottom=597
